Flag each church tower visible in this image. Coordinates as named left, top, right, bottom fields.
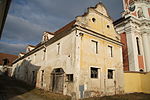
left=114, top=0, right=150, bottom=72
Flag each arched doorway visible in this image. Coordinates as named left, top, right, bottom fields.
left=51, top=68, right=65, bottom=93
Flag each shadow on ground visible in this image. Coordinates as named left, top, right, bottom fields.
left=0, top=74, right=71, bottom=100
left=0, top=59, right=71, bottom=100
left=0, top=74, right=34, bottom=100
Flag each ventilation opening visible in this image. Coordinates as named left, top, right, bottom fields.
left=107, top=25, right=110, bottom=28
left=92, top=18, right=96, bottom=22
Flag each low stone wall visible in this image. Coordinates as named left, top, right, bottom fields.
left=124, top=72, right=150, bottom=94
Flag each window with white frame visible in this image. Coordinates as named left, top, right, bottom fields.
left=91, top=67, right=98, bottom=78
left=91, top=40, right=98, bottom=54
left=43, top=48, right=46, bottom=60
left=108, top=69, right=113, bottom=79
left=66, top=74, right=73, bottom=82
left=41, top=70, right=44, bottom=87
left=136, top=37, right=141, bottom=55
left=108, top=45, right=113, bottom=57
left=57, top=43, right=60, bottom=55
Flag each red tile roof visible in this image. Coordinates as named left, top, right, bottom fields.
left=0, top=53, right=18, bottom=66
left=54, top=20, right=76, bottom=35
left=20, top=52, right=25, bottom=54
left=28, top=45, right=36, bottom=48
left=44, top=31, right=55, bottom=35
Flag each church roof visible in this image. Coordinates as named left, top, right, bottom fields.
left=54, top=20, right=76, bottom=35
left=113, top=16, right=131, bottom=26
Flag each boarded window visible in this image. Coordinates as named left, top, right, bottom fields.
left=91, top=67, right=98, bottom=78
left=108, top=45, right=113, bottom=57
left=108, top=69, right=113, bottom=79
left=66, top=74, right=73, bottom=82
left=91, top=40, right=98, bottom=54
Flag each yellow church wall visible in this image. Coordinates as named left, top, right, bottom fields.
left=124, top=72, right=142, bottom=93
left=141, top=72, right=150, bottom=93
left=124, top=72, right=150, bottom=94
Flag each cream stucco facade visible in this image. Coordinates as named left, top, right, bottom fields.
left=12, top=3, right=124, bottom=99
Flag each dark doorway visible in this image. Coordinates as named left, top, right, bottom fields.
left=51, top=68, right=65, bottom=93
left=32, top=71, right=36, bottom=87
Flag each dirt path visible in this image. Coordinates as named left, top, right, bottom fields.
left=0, top=74, right=71, bottom=100
left=0, top=74, right=33, bottom=100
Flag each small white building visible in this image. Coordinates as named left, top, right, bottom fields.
left=0, top=53, right=17, bottom=75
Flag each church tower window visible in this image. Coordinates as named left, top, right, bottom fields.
left=136, top=37, right=141, bottom=55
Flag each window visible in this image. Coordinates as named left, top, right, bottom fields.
left=108, top=45, right=113, bottom=57
left=44, top=35, right=49, bottom=41
left=28, top=48, right=30, bottom=52
left=34, top=54, right=36, bottom=62
left=108, top=69, right=113, bottom=79
left=2, top=58, right=9, bottom=65
left=57, top=43, right=60, bottom=55
left=43, top=48, right=46, bottom=60
left=41, top=70, right=44, bottom=87
left=136, top=37, right=141, bottom=55
left=32, top=71, right=35, bottom=84
left=91, top=67, right=98, bottom=78
left=66, top=74, right=73, bottom=82
left=17, top=67, right=20, bottom=72
left=92, top=40, right=98, bottom=54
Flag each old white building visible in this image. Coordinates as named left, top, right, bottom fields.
left=114, top=0, right=150, bottom=72
left=12, top=3, right=124, bottom=99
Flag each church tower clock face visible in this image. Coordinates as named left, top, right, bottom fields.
left=129, top=4, right=136, bottom=12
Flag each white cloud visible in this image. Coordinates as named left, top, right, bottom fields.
left=2, top=14, right=44, bottom=43
left=0, top=41, right=26, bottom=55
left=1, top=0, right=123, bottom=55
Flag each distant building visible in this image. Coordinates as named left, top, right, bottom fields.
left=0, top=0, right=11, bottom=38
left=0, top=53, right=17, bottom=75
left=114, top=0, right=150, bottom=72
left=12, top=3, right=124, bottom=99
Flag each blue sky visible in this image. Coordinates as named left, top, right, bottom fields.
left=0, top=0, right=123, bottom=55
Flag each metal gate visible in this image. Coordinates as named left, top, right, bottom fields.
left=51, top=68, right=65, bottom=93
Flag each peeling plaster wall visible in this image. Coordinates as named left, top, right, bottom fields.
left=79, top=32, right=124, bottom=98
left=12, top=30, right=78, bottom=97
left=12, top=3, right=124, bottom=99
left=76, top=4, right=124, bottom=98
